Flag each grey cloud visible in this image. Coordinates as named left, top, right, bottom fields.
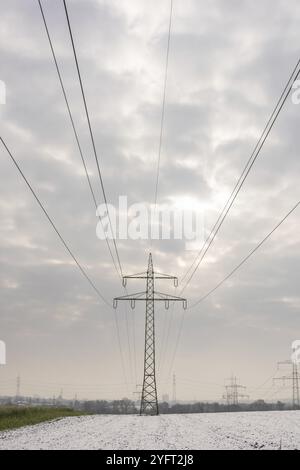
left=0, top=0, right=299, bottom=401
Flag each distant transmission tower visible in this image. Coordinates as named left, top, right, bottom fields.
left=172, top=373, right=177, bottom=403
left=273, top=360, right=300, bottom=409
left=114, top=253, right=187, bottom=415
left=15, top=374, right=20, bottom=402
left=223, top=376, right=248, bottom=406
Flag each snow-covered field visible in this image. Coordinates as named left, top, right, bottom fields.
left=0, top=411, right=299, bottom=450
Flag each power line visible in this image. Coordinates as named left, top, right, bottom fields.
left=38, top=0, right=133, bottom=383
left=150, top=0, right=173, bottom=256
left=190, top=199, right=300, bottom=308
left=157, top=303, right=171, bottom=370
left=176, top=377, right=223, bottom=388
left=264, top=384, right=287, bottom=401
left=62, top=0, right=123, bottom=278
left=248, top=369, right=278, bottom=394
left=164, top=57, right=300, bottom=379
left=1, top=136, right=133, bottom=391
left=160, top=58, right=300, bottom=376
left=14, top=380, right=135, bottom=388
left=131, top=307, right=138, bottom=387
left=150, top=0, right=174, bottom=369
left=167, top=198, right=300, bottom=379
left=153, top=0, right=173, bottom=210
left=38, top=0, right=123, bottom=282
left=62, top=0, right=138, bottom=387
left=1, top=136, right=111, bottom=308
left=124, top=302, right=134, bottom=385
left=274, top=360, right=300, bottom=409
left=113, top=309, right=130, bottom=395
left=180, top=57, right=300, bottom=295
left=157, top=298, right=176, bottom=376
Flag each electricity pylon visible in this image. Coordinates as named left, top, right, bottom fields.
left=273, top=360, right=300, bottom=409
left=223, top=376, right=249, bottom=407
left=114, top=253, right=187, bottom=415
left=15, top=374, right=21, bottom=403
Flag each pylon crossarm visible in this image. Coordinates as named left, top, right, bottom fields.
left=154, top=291, right=187, bottom=309
left=114, top=292, right=187, bottom=310
left=153, top=272, right=178, bottom=286
left=122, top=271, right=178, bottom=287
left=113, top=291, right=147, bottom=309
left=122, top=272, right=148, bottom=286
left=114, top=291, right=146, bottom=300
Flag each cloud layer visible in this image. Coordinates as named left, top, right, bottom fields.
left=0, top=0, right=299, bottom=401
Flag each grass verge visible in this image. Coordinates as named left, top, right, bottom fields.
left=0, top=406, right=86, bottom=432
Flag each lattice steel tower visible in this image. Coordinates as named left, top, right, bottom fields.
left=223, top=376, right=249, bottom=407
left=274, top=360, right=300, bottom=409
left=114, top=253, right=187, bottom=415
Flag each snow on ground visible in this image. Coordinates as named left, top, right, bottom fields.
left=0, top=411, right=299, bottom=450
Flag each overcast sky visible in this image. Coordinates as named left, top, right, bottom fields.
left=0, top=0, right=300, bottom=402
